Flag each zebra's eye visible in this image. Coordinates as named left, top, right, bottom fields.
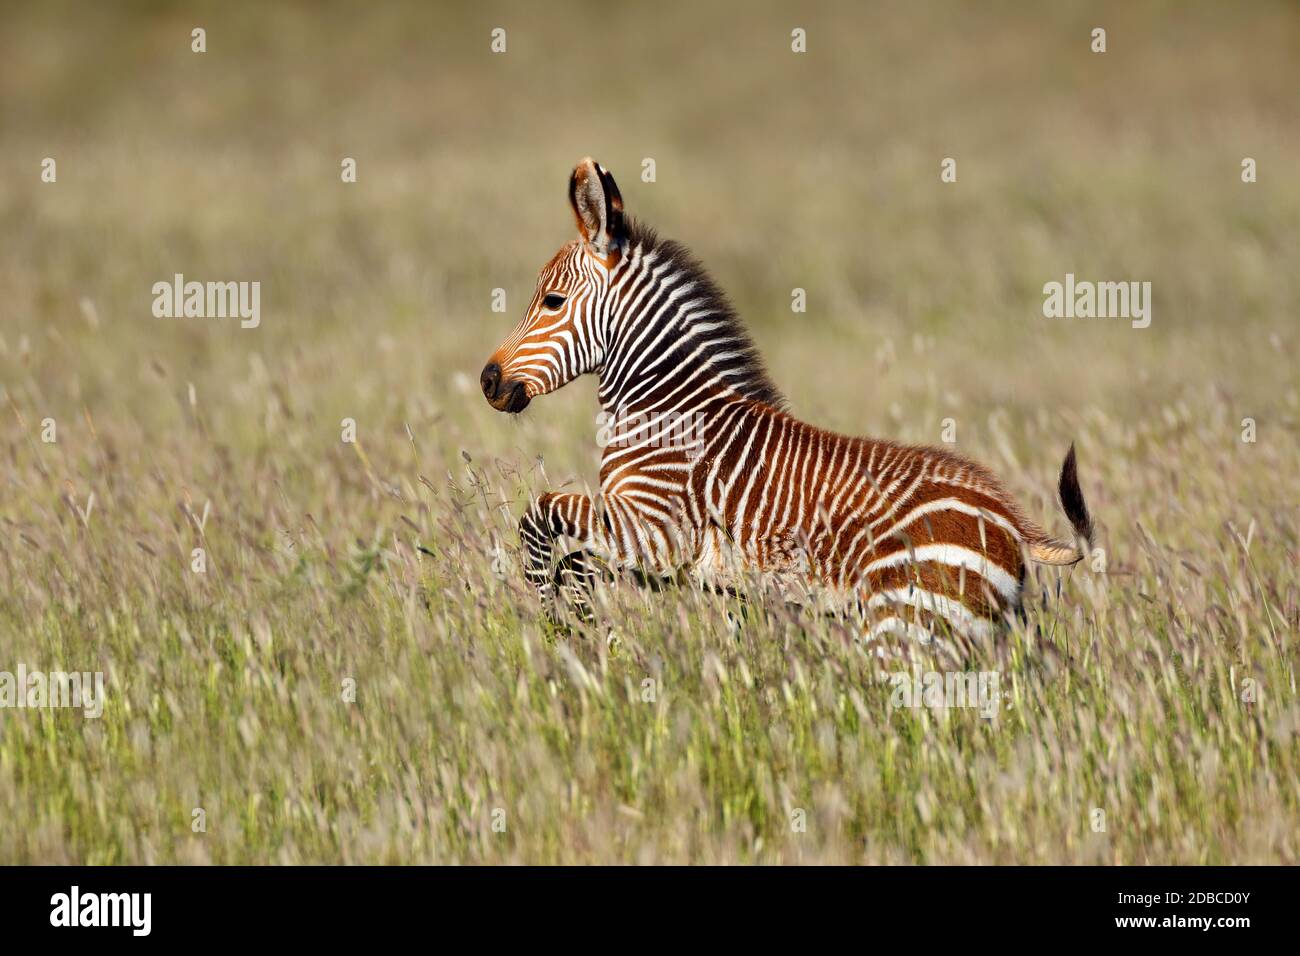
left=542, top=293, right=566, bottom=310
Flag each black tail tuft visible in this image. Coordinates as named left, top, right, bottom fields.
left=1058, top=442, right=1093, bottom=547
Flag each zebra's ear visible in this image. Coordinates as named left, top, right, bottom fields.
left=569, top=158, right=625, bottom=258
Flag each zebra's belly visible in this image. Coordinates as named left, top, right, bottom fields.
left=691, top=524, right=751, bottom=590
left=690, top=525, right=809, bottom=599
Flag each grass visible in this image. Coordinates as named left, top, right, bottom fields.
left=0, top=0, right=1297, bottom=864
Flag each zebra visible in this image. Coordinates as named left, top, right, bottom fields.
left=480, top=158, right=1093, bottom=660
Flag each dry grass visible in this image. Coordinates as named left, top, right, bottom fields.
left=0, top=0, right=1297, bottom=863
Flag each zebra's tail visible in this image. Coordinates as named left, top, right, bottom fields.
left=1028, top=443, right=1094, bottom=566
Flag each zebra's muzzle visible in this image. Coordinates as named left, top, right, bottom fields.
left=480, top=362, right=531, bottom=413
left=500, top=381, right=531, bottom=413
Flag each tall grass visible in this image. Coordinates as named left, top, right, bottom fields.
left=0, top=0, right=1296, bottom=863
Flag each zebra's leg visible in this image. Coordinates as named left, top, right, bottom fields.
left=520, top=490, right=689, bottom=620
left=518, top=492, right=597, bottom=615
left=552, top=549, right=613, bottom=621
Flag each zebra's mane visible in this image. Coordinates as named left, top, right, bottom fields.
left=625, top=219, right=788, bottom=412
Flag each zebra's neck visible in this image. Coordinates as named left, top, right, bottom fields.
left=595, top=227, right=786, bottom=424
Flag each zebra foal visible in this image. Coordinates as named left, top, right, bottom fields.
left=481, top=159, right=1093, bottom=659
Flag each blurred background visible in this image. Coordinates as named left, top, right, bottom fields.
left=3, top=0, right=1297, bottom=479
left=0, top=1, right=1297, bottom=864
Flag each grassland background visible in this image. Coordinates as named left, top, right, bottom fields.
left=0, top=0, right=1297, bottom=863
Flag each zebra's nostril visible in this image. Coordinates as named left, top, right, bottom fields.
left=480, top=363, right=501, bottom=399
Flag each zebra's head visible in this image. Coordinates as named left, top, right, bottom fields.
left=481, top=157, right=626, bottom=413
